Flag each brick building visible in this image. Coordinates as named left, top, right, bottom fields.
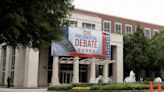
left=0, top=9, right=163, bottom=87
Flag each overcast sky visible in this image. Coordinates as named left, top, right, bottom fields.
left=73, top=0, right=164, bottom=26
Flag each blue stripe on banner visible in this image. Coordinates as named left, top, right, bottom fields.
left=63, top=26, right=69, bottom=39
left=106, top=32, right=111, bottom=59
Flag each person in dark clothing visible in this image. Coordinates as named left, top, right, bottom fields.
left=7, top=77, right=11, bottom=88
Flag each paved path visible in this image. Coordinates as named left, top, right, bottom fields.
left=0, top=88, right=161, bottom=92
left=0, top=88, right=48, bottom=92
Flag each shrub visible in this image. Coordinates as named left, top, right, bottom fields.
left=48, top=83, right=164, bottom=91
left=144, top=77, right=154, bottom=81
left=91, top=83, right=152, bottom=90
left=90, top=84, right=103, bottom=90
left=48, top=84, right=73, bottom=91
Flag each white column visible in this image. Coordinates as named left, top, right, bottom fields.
left=89, top=62, right=96, bottom=83
left=0, top=45, right=2, bottom=84
left=14, top=46, right=26, bottom=87
left=113, top=45, right=123, bottom=83
left=24, top=48, right=39, bottom=87
left=103, top=63, right=109, bottom=83
left=4, top=46, right=12, bottom=85
left=51, top=56, right=59, bottom=85
left=72, top=57, right=79, bottom=83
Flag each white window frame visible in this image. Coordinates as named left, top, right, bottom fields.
left=65, top=19, right=78, bottom=27
left=153, top=29, right=159, bottom=36
left=144, top=28, right=151, bottom=38
left=115, top=22, right=122, bottom=34
left=82, top=22, right=95, bottom=30
left=103, top=20, right=111, bottom=32
left=125, top=24, right=132, bottom=34
left=134, top=26, right=137, bottom=32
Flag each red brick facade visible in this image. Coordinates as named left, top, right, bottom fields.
left=72, top=9, right=164, bottom=35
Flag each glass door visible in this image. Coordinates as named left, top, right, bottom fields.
left=60, top=71, right=73, bottom=83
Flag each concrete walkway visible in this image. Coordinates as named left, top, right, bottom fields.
left=0, top=88, right=47, bottom=92
left=0, top=88, right=160, bottom=92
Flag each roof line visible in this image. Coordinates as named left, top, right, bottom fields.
left=73, top=8, right=164, bottom=27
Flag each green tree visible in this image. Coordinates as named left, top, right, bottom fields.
left=0, top=0, right=73, bottom=48
left=149, top=30, right=164, bottom=71
left=124, top=25, right=150, bottom=78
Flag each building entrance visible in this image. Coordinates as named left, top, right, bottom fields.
left=60, top=71, right=73, bottom=83
left=59, top=64, right=73, bottom=83
left=79, top=64, right=88, bottom=83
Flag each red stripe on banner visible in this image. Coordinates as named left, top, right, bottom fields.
left=102, top=32, right=106, bottom=57
left=68, top=52, right=106, bottom=58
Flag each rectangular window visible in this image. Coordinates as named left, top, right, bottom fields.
left=115, top=23, right=122, bottom=34
left=103, top=20, right=111, bottom=32
left=82, top=22, right=95, bottom=30
left=153, top=29, right=159, bottom=36
left=144, top=28, right=151, bottom=38
left=134, top=26, right=137, bottom=32
left=65, top=19, right=78, bottom=27
left=125, top=24, right=132, bottom=34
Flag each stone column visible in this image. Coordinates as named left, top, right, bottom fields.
left=72, top=57, right=79, bottom=83
left=51, top=56, right=59, bottom=85
left=38, top=48, right=48, bottom=87
left=24, top=48, right=39, bottom=87
left=113, top=45, right=123, bottom=83
left=103, top=63, right=109, bottom=83
left=89, top=62, right=96, bottom=83
left=4, top=46, right=12, bottom=85
left=0, top=45, right=2, bottom=84
left=14, top=46, right=26, bottom=87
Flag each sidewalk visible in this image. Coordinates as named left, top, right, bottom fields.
left=0, top=88, right=47, bottom=92
left=0, top=88, right=162, bottom=92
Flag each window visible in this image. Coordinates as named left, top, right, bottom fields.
left=125, top=24, right=132, bottom=34
left=65, top=19, right=78, bottom=27
left=82, top=22, right=95, bottom=30
left=134, top=26, right=137, bottom=32
left=115, top=23, right=122, bottom=34
left=144, top=28, right=151, bottom=38
left=103, top=20, right=111, bottom=32
left=153, top=29, right=159, bottom=36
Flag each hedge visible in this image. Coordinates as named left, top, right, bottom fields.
left=90, top=83, right=159, bottom=90
left=48, top=83, right=163, bottom=91
left=48, top=84, right=73, bottom=91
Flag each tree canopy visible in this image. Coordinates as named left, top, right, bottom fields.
left=149, top=30, right=164, bottom=69
left=124, top=25, right=150, bottom=77
left=0, top=0, right=73, bottom=48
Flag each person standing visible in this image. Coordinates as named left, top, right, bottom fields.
left=7, top=77, right=11, bottom=88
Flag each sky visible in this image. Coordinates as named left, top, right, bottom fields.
left=73, top=0, right=164, bottom=26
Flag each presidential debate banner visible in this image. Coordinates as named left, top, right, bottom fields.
left=51, top=27, right=111, bottom=59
